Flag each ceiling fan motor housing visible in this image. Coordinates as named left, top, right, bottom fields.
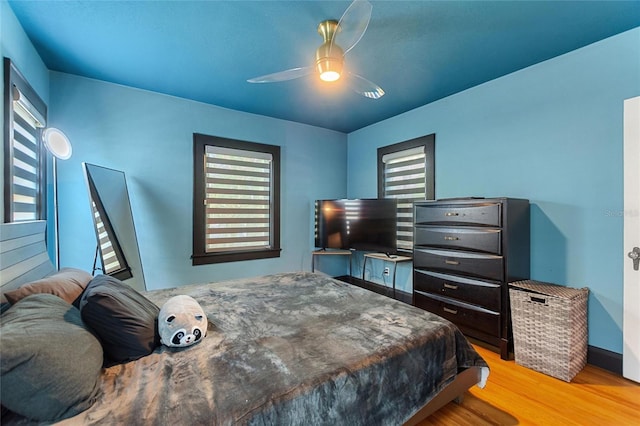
left=316, top=20, right=344, bottom=81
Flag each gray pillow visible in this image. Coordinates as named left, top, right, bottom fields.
left=79, top=275, right=160, bottom=364
left=0, top=294, right=103, bottom=422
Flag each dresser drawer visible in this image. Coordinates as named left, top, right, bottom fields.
left=415, top=202, right=502, bottom=227
left=414, top=291, right=501, bottom=337
left=414, top=269, right=501, bottom=311
left=415, top=226, right=502, bottom=254
left=413, top=248, right=503, bottom=281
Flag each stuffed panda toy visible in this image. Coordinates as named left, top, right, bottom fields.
left=158, top=295, right=208, bottom=348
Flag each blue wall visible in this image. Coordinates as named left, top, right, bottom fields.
left=1, top=0, right=54, bottom=251
left=347, top=28, right=640, bottom=354
left=49, top=72, right=347, bottom=289
left=0, top=1, right=49, bottom=105
left=4, top=0, right=639, bottom=355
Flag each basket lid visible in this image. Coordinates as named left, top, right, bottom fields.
left=510, top=280, right=588, bottom=299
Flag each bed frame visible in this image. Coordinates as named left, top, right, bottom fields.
left=405, top=366, right=481, bottom=424
left=0, top=220, right=55, bottom=295
left=0, top=220, right=482, bottom=424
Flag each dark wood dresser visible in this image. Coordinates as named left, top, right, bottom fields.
left=413, top=198, right=530, bottom=359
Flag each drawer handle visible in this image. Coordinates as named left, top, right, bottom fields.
left=443, top=236, right=459, bottom=241
left=443, top=307, right=458, bottom=315
left=445, top=260, right=460, bottom=265
left=445, top=212, right=459, bottom=217
left=443, top=283, right=458, bottom=290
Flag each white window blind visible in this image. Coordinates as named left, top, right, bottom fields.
left=10, top=89, right=45, bottom=222
left=382, top=146, right=426, bottom=251
left=204, top=146, right=273, bottom=253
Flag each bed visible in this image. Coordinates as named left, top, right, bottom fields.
left=1, top=220, right=489, bottom=425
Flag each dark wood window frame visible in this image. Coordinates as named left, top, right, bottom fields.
left=192, top=133, right=281, bottom=265
left=3, top=57, right=47, bottom=223
left=377, top=134, right=435, bottom=253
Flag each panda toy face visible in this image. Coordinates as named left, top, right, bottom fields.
left=158, top=295, right=208, bottom=348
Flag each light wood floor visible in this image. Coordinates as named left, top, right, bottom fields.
left=418, top=345, right=640, bottom=426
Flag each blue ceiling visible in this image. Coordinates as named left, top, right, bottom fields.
left=8, top=1, right=640, bottom=133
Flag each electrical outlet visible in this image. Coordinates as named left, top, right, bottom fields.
left=383, top=267, right=390, bottom=276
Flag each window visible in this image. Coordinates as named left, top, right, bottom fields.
left=378, top=134, right=435, bottom=252
left=192, top=133, right=281, bottom=265
left=3, top=58, right=47, bottom=222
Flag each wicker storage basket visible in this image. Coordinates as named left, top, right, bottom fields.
left=509, top=280, right=589, bottom=382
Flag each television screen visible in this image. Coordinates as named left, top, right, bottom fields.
left=315, top=199, right=398, bottom=254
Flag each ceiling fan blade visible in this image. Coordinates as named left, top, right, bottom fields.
left=348, top=72, right=385, bottom=99
left=331, top=0, right=372, bottom=56
left=247, top=66, right=315, bottom=83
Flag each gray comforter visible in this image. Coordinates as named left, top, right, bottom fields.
left=57, top=272, right=487, bottom=425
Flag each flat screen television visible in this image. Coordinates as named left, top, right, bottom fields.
left=315, top=199, right=398, bottom=255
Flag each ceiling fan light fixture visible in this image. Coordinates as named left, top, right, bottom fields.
left=320, top=70, right=341, bottom=82
left=317, top=58, right=343, bottom=82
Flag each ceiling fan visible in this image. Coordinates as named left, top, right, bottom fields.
left=247, top=0, right=384, bottom=99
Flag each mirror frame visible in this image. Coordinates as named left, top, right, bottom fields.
left=82, top=163, right=146, bottom=291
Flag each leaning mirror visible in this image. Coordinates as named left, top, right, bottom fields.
left=82, top=163, right=146, bottom=291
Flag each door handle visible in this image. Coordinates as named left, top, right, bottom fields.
left=629, top=247, right=640, bottom=271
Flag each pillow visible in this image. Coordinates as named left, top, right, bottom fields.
left=4, top=268, right=93, bottom=305
left=0, top=294, right=103, bottom=422
left=79, top=275, right=160, bottom=364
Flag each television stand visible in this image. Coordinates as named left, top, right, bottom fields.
left=311, top=249, right=352, bottom=276
left=362, top=253, right=412, bottom=297
left=312, top=250, right=413, bottom=304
